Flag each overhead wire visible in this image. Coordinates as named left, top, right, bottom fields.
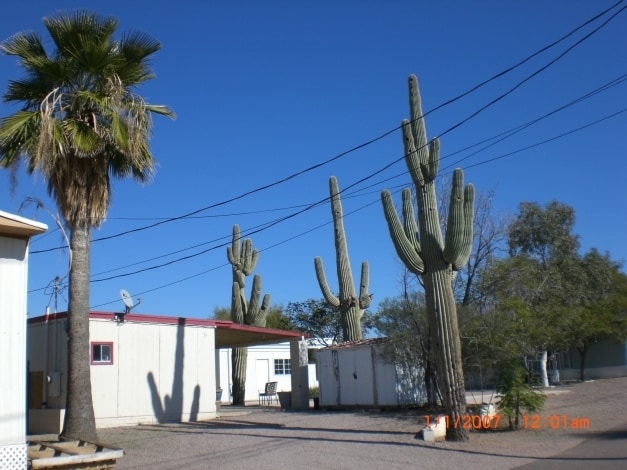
left=24, top=2, right=627, bottom=306
left=88, top=102, right=626, bottom=309
left=29, top=0, right=625, bottom=254
left=29, top=70, right=627, bottom=296
left=85, top=104, right=626, bottom=292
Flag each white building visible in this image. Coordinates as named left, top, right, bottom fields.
left=217, top=343, right=319, bottom=403
left=0, top=210, right=47, bottom=470
left=27, top=311, right=306, bottom=433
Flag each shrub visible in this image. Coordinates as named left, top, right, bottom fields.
left=497, top=361, right=547, bottom=430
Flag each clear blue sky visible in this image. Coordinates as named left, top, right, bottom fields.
left=1, top=1, right=625, bottom=319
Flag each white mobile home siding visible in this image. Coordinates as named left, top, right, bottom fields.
left=28, top=314, right=218, bottom=431
left=0, top=211, right=46, bottom=470
left=0, top=236, right=29, bottom=448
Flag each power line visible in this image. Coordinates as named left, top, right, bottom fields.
left=87, top=102, right=626, bottom=308
left=29, top=71, right=627, bottom=293
left=44, top=100, right=626, bottom=308
left=84, top=106, right=626, bottom=291
left=29, top=0, right=625, bottom=254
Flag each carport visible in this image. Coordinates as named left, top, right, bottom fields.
left=212, top=319, right=305, bottom=348
left=212, top=320, right=310, bottom=410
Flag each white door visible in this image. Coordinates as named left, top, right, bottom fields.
left=256, top=359, right=270, bottom=393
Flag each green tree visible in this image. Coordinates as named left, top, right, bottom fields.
left=284, top=298, right=374, bottom=346
left=566, top=249, right=627, bottom=380
left=497, top=361, right=547, bottom=430
left=508, top=201, right=579, bottom=262
left=264, top=306, right=292, bottom=330
left=0, top=11, right=173, bottom=439
left=213, top=304, right=291, bottom=329
left=372, top=290, right=439, bottom=407
left=496, top=201, right=580, bottom=386
left=212, top=306, right=231, bottom=321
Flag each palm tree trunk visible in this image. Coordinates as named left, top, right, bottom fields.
left=62, top=225, right=97, bottom=440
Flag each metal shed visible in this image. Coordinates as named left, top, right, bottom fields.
left=317, top=338, right=426, bottom=409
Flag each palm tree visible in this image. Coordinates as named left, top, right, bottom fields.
left=0, top=11, right=174, bottom=440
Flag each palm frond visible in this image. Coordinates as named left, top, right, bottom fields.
left=1, top=10, right=172, bottom=227
left=44, top=11, right=117, bottom=60
left=0, top=31, right=46, bottom=62
left=145, top=104, right=175, bottom=118
left=0, top=111, right=40, bottom=166
left=63, top=119, right=103, bottom=157
left=118, top=31, right=161, bottom=61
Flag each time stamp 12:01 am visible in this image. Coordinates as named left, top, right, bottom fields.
left=425, top=414, right=591, bottom=430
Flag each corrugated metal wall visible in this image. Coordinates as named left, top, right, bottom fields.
left=318, top=342, right=426, bottom=408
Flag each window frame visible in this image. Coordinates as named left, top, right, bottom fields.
left=91, top=342, right=114, bottom=365
left=273, top=358, right=291, bottom=375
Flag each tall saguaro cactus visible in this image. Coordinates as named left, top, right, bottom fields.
left=315, top=176, right=371, bottom=342
left=227, top=225, right=270, bottom=405
left=381, top=75, right=474, bottom=441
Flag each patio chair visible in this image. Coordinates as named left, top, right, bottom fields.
left=258, top=381, right=278, bottom=405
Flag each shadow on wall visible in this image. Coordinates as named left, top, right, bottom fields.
left=147, top=317, right=201, bottom=423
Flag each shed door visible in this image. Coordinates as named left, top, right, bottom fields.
left=338, top=348, right=374, bottom=405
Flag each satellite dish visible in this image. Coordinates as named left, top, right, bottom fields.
left=115, top=288, right=141, bottom=322
left=120, top=289, right=135, bottom=309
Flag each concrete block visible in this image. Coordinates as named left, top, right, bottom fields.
left=422, top=415, right=447, bottom=442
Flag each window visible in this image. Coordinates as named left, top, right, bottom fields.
left=274, top=358, right=291, bottom=375
left=91, top=342, right=113, bottom=365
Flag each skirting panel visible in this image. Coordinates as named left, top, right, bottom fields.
left=0, top=443, right=27, bottom=470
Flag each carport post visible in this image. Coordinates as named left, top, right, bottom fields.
left=290, top=339, right=309, bottom=409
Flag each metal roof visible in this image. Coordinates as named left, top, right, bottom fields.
left=0, top=210, right=48, bottom=238
left=28, top=311, right=306, bottom=348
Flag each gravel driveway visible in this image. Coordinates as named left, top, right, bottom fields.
left=98, top=376, right=627, bottom=469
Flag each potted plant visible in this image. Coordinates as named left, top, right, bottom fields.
left=277, top=390, right=292, bottom=410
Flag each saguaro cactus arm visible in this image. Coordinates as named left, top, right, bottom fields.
left=381, top=189, right=425, bottom=274
left=231, top=274, right=270, bottom=327
left=314, top=256, right=340, bottom=307
left=227, top=225, right=259, bottom=278
left=329, top=176, right=357, bottom=301
left=246, top=273, right=270, bottom=327
left=358, top=261, right=372, bottom=309
left=443, top=169, right=475, bottom=270
left=230, top=281, right=245, bottom=324
left=315, top=176, right=371, bottom=341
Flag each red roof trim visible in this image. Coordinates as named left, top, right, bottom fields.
left=27, top=311, right=307, bottom=339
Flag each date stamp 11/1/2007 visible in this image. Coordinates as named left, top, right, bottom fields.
left=425, top=414, right=591, bottom=430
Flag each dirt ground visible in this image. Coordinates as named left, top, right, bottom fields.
left=97, top=376, right=627, bottom=469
